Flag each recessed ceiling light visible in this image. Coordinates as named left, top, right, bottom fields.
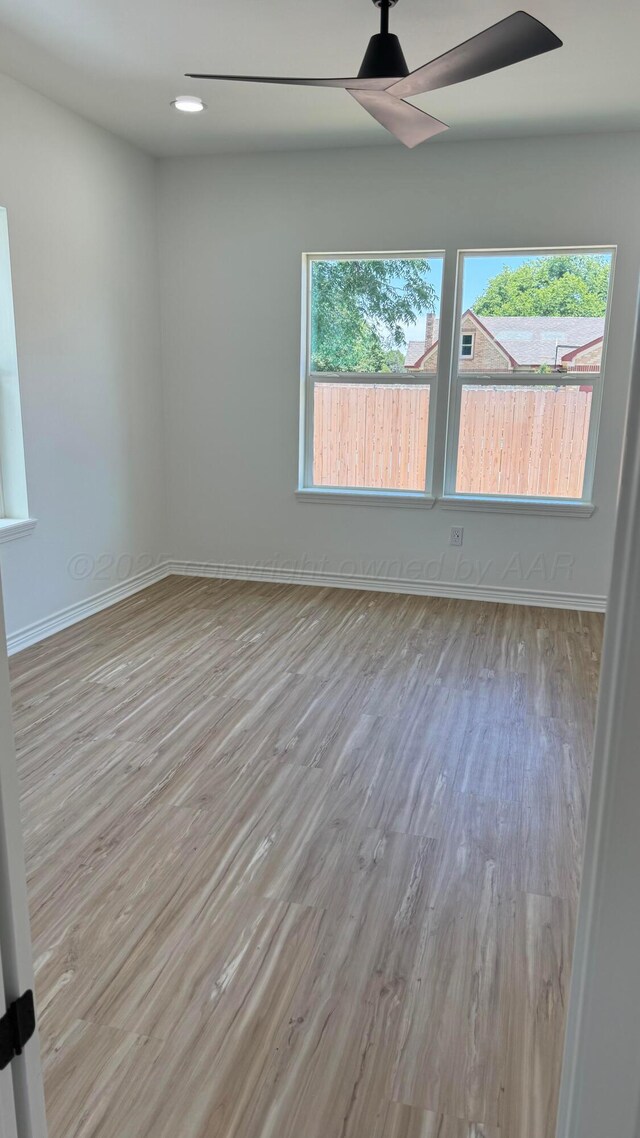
left=171, top=95, right=206, bottom=114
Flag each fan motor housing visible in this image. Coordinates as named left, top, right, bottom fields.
left=358, top=32, right=409, bottom=79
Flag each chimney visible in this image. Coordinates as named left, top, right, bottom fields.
left=424, top=313, right=436, bottom=351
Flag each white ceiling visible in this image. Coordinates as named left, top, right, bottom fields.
left=0, top=0, right=637, bottom=157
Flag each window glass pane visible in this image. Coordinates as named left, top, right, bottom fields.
left=458, top=251, right=613, bottom=375
left=313, top=381, right=429, bottom=491
left=456, top=384, right=593, bottom=499
left=310, top=255, right=443, bottom=375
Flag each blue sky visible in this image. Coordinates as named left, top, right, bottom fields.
left=461, top=255, right=530, bottom=310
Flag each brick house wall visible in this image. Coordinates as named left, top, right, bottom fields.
left=568, top=339, right=603, bottom=370
left=411, top=312, right=512, bottom=374
left=411, top=314, right=439, bottom=374
left=415, top=347, right=438, bottom=374
left=407, top=313, right=605, bottom=376
left=458, top=313, right=511, bottom=372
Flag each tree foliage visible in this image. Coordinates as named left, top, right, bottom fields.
left=473, top=255, right=610, bottom=318
left=311, top=258, right=437, bottom=372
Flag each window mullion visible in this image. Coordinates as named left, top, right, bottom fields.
left=432, top=246, right=458, bottom=499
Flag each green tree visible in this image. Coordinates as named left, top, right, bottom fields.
left=474, top=255, right=610, bottom=318
left=311, top=258, right=437, bottom=372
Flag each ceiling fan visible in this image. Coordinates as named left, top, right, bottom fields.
left=186, top=2, right=562, bottom=148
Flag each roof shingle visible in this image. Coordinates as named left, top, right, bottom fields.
left=477, top=315, right=605, bottom=366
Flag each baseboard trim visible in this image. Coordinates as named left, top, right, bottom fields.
left=6, top=564, right=170, bottom=655
left=6, top=557, right=606, bottom=654
left=169, top=560, right=607, bottom=613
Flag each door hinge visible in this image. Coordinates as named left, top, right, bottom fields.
left=0, top=990, right=36, bottom=1070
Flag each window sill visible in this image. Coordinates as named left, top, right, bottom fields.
left=439, top=496, right=595, bottom=517
left=296, top=489, right=435, bottom=509
left=0, top=518, right=37, bottom=543
left=296, top=490, right=594, bottom=515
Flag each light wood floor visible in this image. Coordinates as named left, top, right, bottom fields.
left=10, top=576, right=603, bottom=1138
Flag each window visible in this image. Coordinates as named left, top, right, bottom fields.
left=460, top=333, right=474, bottom=358
left=445, top=248, right=615, bottom=506
left=300, top=253, right=444, bottom=500
left=298, top=246, right=615, bottom=513
left=0, top=208, right=31, bottom=540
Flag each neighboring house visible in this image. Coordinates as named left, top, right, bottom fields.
left=405, top=310, right=605, bottom=374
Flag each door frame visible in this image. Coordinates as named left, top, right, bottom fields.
left=556, top=287, right=640, bottom=1138
left=0, top=582, right=47, bottom=1138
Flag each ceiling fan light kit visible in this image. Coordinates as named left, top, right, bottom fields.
left=186, top=2, right=562, bottom=148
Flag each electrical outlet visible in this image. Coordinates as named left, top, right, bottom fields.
left=450, top=527, right=464, bottom=547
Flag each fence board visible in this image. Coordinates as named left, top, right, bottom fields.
left=313, top=382, right=592, bottom=499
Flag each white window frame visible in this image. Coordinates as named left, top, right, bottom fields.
left=297, top=251, right=445, bottom=508
left=296, top=245, right=616, bottom=516
left=0, top=207, right=35, bottom=542
left=441, top=245, right=617, bottom=516
left=460, top=331, right=475, bottom=359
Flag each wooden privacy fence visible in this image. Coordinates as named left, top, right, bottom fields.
left=456, top=385, right=592, bottom=498
left=313, top=382, right=430, bottom=491
left=313, top=381, right=592, bottom=498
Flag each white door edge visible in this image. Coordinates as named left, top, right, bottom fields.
left=556, top=285, right=640, bottom=1137
left=0, top=575, right=47, bottom=1138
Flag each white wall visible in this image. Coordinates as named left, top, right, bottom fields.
left=0, top=106, right=637, bottom=637
left=0, top=72, right=165, bottom=638
left=158, top=133, right=640, bottom=605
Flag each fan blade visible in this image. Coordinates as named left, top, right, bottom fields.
left=387, top=11, right=562, bottom=99
left=348, top=89, right=448, bottom=149
left=185, top=73, right=392, bottom=90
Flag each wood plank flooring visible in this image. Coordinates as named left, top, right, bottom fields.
left=9, top=576, right=603, bottom=1138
